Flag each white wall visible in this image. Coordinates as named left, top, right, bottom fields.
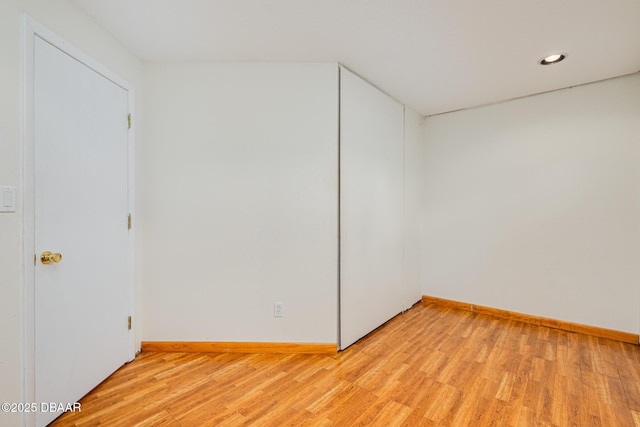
left=403, top=107, right=423, bottom=309
left=141, top=63, right=338, bottom=343
left=339, top=68, right=405, bottom=349
left=422, top=73, right=640, bottom=334
left=0, top=4, right=23, bottom=424
left=0, top=1, right=143, bottom=426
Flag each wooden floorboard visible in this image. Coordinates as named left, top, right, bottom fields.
left=51, top=302, right=640, bottom=426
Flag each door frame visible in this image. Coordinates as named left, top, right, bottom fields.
left=22, top=15, right=136, bottom=425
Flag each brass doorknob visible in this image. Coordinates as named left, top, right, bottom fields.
left=41, top=251, right=62, bottom=264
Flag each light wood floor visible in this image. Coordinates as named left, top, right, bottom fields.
left=52, top=302, right=640, bottom=426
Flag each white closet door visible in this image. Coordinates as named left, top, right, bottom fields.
left=340, top=68, right=405, bottom=349
left=34, top=35, right=131, bottom=426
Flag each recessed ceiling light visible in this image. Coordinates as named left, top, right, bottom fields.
left=539, top=53, right=567, bottom=65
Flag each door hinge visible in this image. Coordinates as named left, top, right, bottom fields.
left=127, top=113, right=132, bottom=129
left=127, top=316, right=132, bottom=330
left=127, top=213, right=132, bottom=230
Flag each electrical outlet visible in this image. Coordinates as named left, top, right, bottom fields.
left=274, top=302, right=284, bottom=317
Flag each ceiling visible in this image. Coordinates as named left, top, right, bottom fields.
left=72, top=0, right=640, bottom=116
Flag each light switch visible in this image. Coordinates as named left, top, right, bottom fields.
left=0, top=186, right=16, bottom=213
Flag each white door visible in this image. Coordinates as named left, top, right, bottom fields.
left=339, top=68, right=405, bottom=349
left=34, top=35, right=131, bottom=426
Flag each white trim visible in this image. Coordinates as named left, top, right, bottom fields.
left=401, top=105, right=407, bottom=312
left=21, top=13, right=35, bottom=427
left=127, top=93, right=137, bottom=361
left=22, top=15, right=136, bottom=426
